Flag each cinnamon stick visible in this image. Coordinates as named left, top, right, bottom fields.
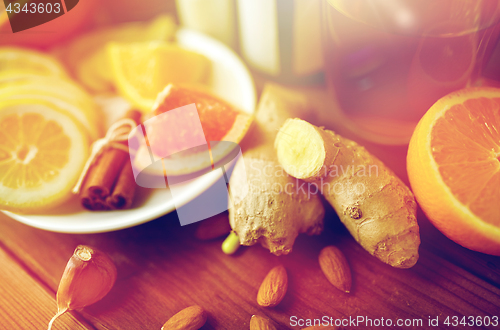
left=92, top=199, right=112, bottom=211
left=83, top=148, right=128, bottom=200
left=80, top=110, right=141, bottom=210
left=106, top=161, right=136, bottom=209
left=81, top=195, right=94, bottom=210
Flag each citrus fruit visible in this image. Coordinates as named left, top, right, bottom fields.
left=0, top=47, right=68, bottom=77
left=77, top=48, right=113, bottom=93
left=0, top=77, right=102, bottom=140
left=0, top=100, right=89, bottom=213
left=56, top=15, right=176, bottom=93
left=0, top=94, right=100, bottom=141
left=134, top=84, right=253, bottom=176
left=0, top=75, right=97, bottom=114
left=407, top=87, right=500, bottom=255
left=108, top=42, right=210, bottom=112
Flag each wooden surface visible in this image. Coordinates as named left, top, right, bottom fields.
left=0, top=145, right=500, bottom=330
left=0, top=83, right=499, bottom=329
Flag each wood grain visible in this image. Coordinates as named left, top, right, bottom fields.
left=0, top=92, right=498, bottom=329
left=0, top=208, right=499, bottom=330
left=0, top=245, right=94, bottom=329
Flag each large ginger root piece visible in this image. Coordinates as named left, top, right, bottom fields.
left=275, top=118, right=420, bottom=268
left=229, top=84, right=325, bottom=256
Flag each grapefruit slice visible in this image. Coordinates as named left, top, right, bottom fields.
left=134, top=84, right=253, bottom=176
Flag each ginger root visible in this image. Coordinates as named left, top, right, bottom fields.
left=228, top=84, right=325, bottom=255
left=275, top=118, right=420, bottom=268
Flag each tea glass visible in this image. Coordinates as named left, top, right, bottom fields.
left=322, top=0, right=500, bottom=144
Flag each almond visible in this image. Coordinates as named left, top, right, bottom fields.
left=257, top=265, right=288, bottom=307
left=250, top=315, right=277, bottom=330
left=161, top=305, right=207, bottom=330
left=318, top=246, right=352, bottom=293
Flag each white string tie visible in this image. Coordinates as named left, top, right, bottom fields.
left=72, top=118, right=138, bottom=194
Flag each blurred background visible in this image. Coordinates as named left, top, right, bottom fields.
left=2, top=0, right=500, bottom=146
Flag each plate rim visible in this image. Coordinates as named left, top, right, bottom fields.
left=1, top=27, right=256, bottom=233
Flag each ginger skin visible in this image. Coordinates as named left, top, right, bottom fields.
left=229, top=85, right=325, bottom=256
left=275, top=118, right=420, bottom=268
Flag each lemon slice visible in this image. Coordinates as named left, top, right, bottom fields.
left=0, top=47, right=68, bottom=77
left=0, top=100, right=89, bottom=213
left=108, top=42, right=210, bottom=112
left=0, top=71, right=54, bottom=83
left=0, top=75, right=97, bottom=109
left=0, top=75, right=102, bottom=140
left=0, top=91, right=101, bottom=141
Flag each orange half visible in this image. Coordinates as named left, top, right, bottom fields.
left=407, top=87, right=500, bottom=255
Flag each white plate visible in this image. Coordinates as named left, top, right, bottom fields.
left=2, top=28, right=256, bottom=233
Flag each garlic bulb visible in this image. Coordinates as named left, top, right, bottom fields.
left=48, top=245, right=117, bottom=330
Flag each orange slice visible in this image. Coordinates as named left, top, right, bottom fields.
left=107, top=42, right=210, bottom=112
left=134, top=84, right=253, bottom=176
left=57, top=15, right=176, bottom=93
left=407, top=87, right=500, bottom=255
left=0, top=101, right=89, bottom=213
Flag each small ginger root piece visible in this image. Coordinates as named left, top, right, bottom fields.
left=275, top=118, right=420, bottom=268
left=229, top=84, right=325, bottom=255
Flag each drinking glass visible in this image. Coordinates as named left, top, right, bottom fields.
left=322, top=0, right=500, bottom=144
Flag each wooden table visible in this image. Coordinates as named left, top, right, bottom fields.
left=1, top=136, right=499, bottom=330
left=1, top=79, right=500, bottom=329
